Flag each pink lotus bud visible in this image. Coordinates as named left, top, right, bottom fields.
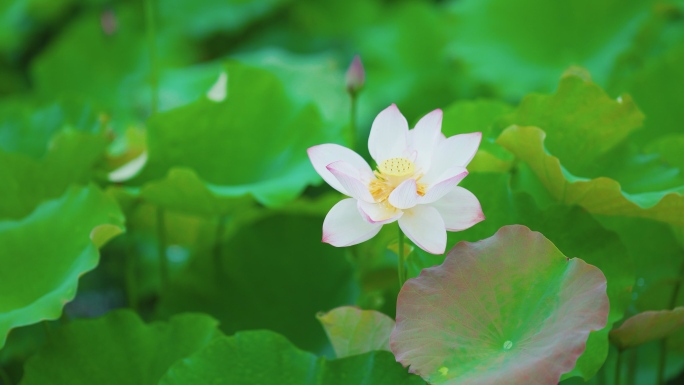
left=101, top=9, right=117, bottom=36
left=345, top=55, right=365, bottom=94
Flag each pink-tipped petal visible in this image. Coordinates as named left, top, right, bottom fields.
left=326, top=160, right=375, bottom=203
left=419, top=166, right=468, bottom=204
left=430, top=186, right=485, bottom=231
left=358, top=200, right=403, bottom=224
left=422, top=132, right=482, bottom=185
left=398, top=205, right=447, bottom=255
left=308, top=144, right=373, bottom=195
left=388, top=179, right=420, bottom=210
left=368, top=104, right=409, bottom=163
left=323, top=199, right=382, bottom=246
left=408, top=109, right=443, bottom=172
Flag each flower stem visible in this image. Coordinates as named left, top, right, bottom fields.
left=615, top=348, right=623, bottom=385
left=156, top=207, right=168, bottom=292
left=144, top=0, right=159, bottom=114
left=213, top=215, right=227, bottom=279
left=348, top=93, right=358, bottom=152
left=397, top=227, right=405, bottom=289
left=124, top=244, right=138, bottom=311
left=657, top=260, right=684, bottom=385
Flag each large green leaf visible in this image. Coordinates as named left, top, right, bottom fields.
left=444, top=0, right=650, bottom=98
left=233, top=49, right=349, bottom=128
left=160, top=0, right=289, bottom=39
left=135, top=61, right=335, bottom=208
left=497, top=125, right=684, bottom=226
left=607, top=7, right=684, bottom=144
left=21, top=310, right=222, bottom=385
left=155, top=213, right=359, bottom=353
left=497, top=73, right=644, bottom=175
left=317, top=306, right=394, bottom=358
left=352, top=2, right=472, bottom=129
left=159, top=330, right=423, bottom=385
left=393, top=225, right=609, bottom=385
left=0, top=185, right=124, bottom=349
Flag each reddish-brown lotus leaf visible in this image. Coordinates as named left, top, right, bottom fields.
left=317, top=306, right=395, bottom=358
left=609, top=307, right=684, bottom=349
left=391, top=225, right=609, bottom=385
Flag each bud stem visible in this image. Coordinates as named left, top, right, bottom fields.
left=348, top=93, right=358, bottom=152
left=397, top=227, right=406, bottom=289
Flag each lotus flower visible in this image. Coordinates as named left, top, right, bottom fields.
left=308, top=104, right=484, bottom=254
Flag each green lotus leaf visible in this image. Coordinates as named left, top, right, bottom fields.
left=444, top=0, right=649, bottom=99
left=353, top=2, right=469, bottom=126
left=497, top=74, right=644, bottom=175
left=0, top=129, right=109, bottom=220
left=498, top=125, right=684, bottom=226
left=30, top=5, right=200, bottom=131
left=441, top=99, right=514, bottom=172
left=159, top=330, right=423, bottom=385
left=140, top=168, right=255, bottom=217
left=0, top=99, right=101, bottom=158
left=155, top=213, right=358, bottom=353
left=135, top=61, right=336, bottom=208
left=646, top=134, right=684, bottom=171
left=393, top=225, right=609, bottom=385
left=160, top=0, right=288, bottom=39
left=608, top=12, right=684, bottom=144
left=0, top=99, right=109, bottom=219
left=610, top=307, right=684, bottom=349
left=0, top=185, right=124, bottom=349
left=21, top=310, right=222, bottom=385
left=317, top=306, right=394, bottom=358
left=233, top=49, right=349, bottom=128
left=31, top=7, right=149, bottom=128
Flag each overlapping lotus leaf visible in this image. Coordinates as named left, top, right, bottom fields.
left=139, top=168, right=255, bottom=217
left=392, top=225, right=609, bottom=385
left=135, top=61, right=337, bottom=208
left=317, top=306, right=394, bottom=358
left=497, top=125, right=684, bottom=226
left=21, top=310, right=222, bottom=385
left=0, top=185, right=124, bottom=349
left=444, top=0, right=649, bottom=99
left=610, top=307, right=684, bottom=349
left=441, top=99, right=514, bottom=173
left=497, top=73, right=644, bottom=175
left=159, top=330, right=423, bottom=385
left=155, top=213, right=358, bottom=354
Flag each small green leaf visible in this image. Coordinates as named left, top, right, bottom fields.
left=0, top=185, right=124, bottom=349
left=21, top=310, right=222, bottom=385
left=610, top=307, right=684, bottom=349
left=393, top=225, right=609, bottom=385
left=317, top=306, right=394, bottom=358
left=159, top=330, right=423, bottom=385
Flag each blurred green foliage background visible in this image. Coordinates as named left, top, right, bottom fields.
left=1, top=0, right=684, bottom=383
